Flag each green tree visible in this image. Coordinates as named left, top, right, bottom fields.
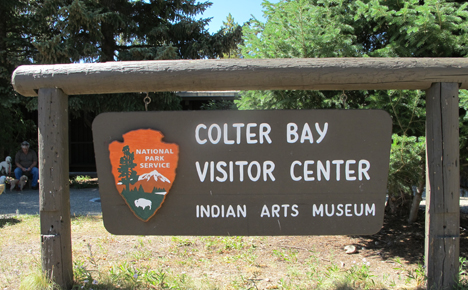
left=34, top=0, right=243, bottom=63
left=219, top=13, right=243, bottom=58
left=118, top=145, right=139, bottom=191
left=30, top=0, right=243, bottom=116
left=0, top=0, right=45, bottom=158
left=239, top=0, right=468, bottom=110
left=238, top=0, right=468, bottom=217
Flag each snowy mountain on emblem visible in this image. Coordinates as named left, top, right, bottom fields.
left=138, top=170, right=171, bottom=183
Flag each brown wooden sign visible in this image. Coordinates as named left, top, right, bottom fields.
left=93, top=110, right=392, bottom=235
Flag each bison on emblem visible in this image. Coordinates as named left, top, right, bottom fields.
left=134, top=198, right=152, bottom=210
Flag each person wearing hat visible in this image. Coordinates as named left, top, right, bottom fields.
left=14, top=141, right=39, bottom=190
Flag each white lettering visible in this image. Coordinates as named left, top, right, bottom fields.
left=337, top=204, right=344, bottom=216
left=311, top=203, right=376, bottom=217
left=139, top=163, right=170, bottom=169
left=366, top=204, right=376, bottom=216
left=226, top=205, right=236, bottom=217
left=287, top=123, right=299, bottom=143
left=260, top=205, right=270, bottom=217
left=359, top=160, right=371, bottom=180
left=332, top=160, right=344, bottom=181
left=312, top=204, right=323, bottom=217
left=196, top=204, right=247, bottom=218
left=261, top=204, right=300, bottom=217
left=195, top=123, right=272, bottom=145
left=291, top=159, right=370, bottom=182
left=216, top=161, right=228, bottom=182
left=290, top=161, right=302, bottom=181
left=237, top=205, right=247, bottom=217
left=235, top=161, right=248, bottom=182
left=287, top=122, right=328, bottom=144
left=317, top=160, right=330, bottom=181
left=259, top=123, right=272, bottom=144
left=345, top=160, right=356, bottom=181
left=325, top=204, right=334, bottom=217
left=195, top=162, right=208, bottom=182
left=196, top=160, right=276, bottom=182
left=208, top=124, right=222, bottom=144
left=300, top=123, right=314, bottom=143
left=315, top=122, right=328, bottom=143
left=345, top=204, right=352, bottom=216
left=232, top=123, right=244, bottom=144
left=291, top=205, right=299, bottom=217
left=263, top=161, right=276, bottom=181
left=271, top=204, right=280, bottom=217
left=355, top=204, right=363, bottom=216
left=246, top=123, right=258, bottom=144
left=212, top=205, right=220, bottom=218
left=195, top=124, right=207, bottom=144
left=247, top=161, right=261, bottom=182
left=304, top=160, right=315, bottom=181
left=210, top=161, right=215, bottom=182
left=223, top=123, right=235, bottom=144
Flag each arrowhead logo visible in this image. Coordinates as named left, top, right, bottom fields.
left=108, top=129, right=179, bottom=222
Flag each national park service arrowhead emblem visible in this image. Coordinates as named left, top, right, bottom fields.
left=108, top=129, right=179, bottom=222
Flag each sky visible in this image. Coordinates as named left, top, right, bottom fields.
left=201, top=0, right=274, bottom=33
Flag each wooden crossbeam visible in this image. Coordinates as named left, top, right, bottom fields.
left=12, top=58, right=468, bottom=96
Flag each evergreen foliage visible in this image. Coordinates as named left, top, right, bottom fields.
left=219, top=13, right=243, bottom=59
left=0, top=0, right=243, bottom=158
left=0, top=0, right=43, bottom=158
left=31, top=0, right=243, bottom=115
left=34, top=0, right=242, bottom=63
left=238, top=0, right=468, bottom=211
left=118, top=145, right=139, bottom=192
left=387, top=134, right=425, bottom=205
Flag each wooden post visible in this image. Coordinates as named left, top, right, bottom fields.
left=38, top=88, right=73, bottom=289
left=425, top=82, right=460, bottom=289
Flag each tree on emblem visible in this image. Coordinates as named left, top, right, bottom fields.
left=118, top=145, right=139, bottom=191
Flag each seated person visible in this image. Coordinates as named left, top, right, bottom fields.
left=14, top=141, right=39, bottom=190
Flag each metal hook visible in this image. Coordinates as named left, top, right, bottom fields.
left=144, top=92, right=151, bottom=111
left=339, top=90, right=348, bottom=108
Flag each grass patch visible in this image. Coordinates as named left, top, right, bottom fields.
left=19, top=269, right=58, bottom=290
left=69, top=175, right=98, bottom=189
left=4, top=214, right=467, bottom=289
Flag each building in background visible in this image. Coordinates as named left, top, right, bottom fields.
left=69, top=91, right=239, bottom=175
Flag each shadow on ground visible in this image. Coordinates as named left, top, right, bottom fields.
left=0, top=216, right=21, bottom=228
left=355, top=207, right=468, bottom=266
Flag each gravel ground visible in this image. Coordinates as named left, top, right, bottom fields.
left=0, top=187, right=102, bottom=216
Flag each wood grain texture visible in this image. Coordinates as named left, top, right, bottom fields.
left=425, top=82, right=460, bottom=290
left=12, top=58, right=468, bottom=96
left=38, top=88, right=73, bottom=289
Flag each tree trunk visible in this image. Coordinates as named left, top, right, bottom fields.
left=99, top=0, right=116, bottom=62
left=386, top=195, right=396, bottom=214
left=408, top=170, right=425, bottom=224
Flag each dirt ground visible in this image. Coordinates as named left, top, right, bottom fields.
left=1, top=203, right=467, bottom=289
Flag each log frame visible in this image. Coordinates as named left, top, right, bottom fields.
left=11, top=58, right=468, bottom=97
left=12, top=58, right=464, bottom=290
